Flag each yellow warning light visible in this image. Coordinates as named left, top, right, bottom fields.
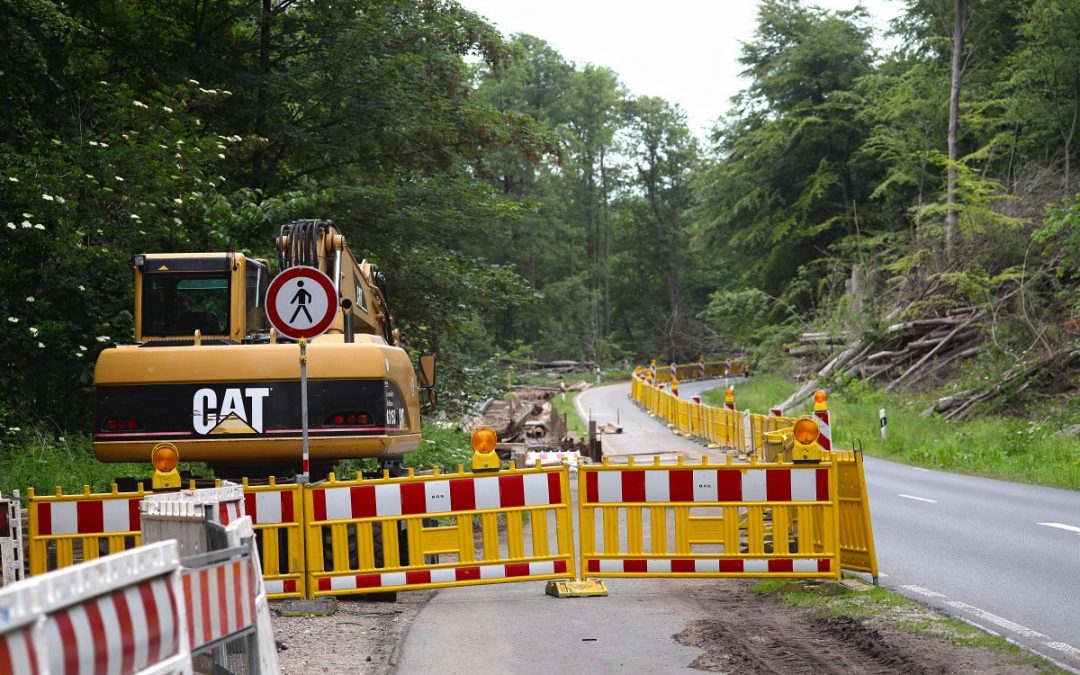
left=793, top=418, right=820, bottom=445
left=151, top=443, right=181, bottom=489
left=725, top=386, right=734, bottom=401
left=471, top=426, right=497, bottom=454
left=813, top=390, right=827, bottom=404
left=152, top=443, right=179, bottom=472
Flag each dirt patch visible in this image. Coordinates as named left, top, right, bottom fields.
left=674, top=582, right=1046, bottom=674
left=272, top=591, right=429, bottom=675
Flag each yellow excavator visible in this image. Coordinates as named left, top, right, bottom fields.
left=93, top=219, right=434, bottom=486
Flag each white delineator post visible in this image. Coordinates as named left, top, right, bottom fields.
left=813, top=390, right=832, bottom=452
left=879, top=408, right=887, bottom=440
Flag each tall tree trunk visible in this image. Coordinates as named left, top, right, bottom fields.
left=946, top=0, right=965, bottom=255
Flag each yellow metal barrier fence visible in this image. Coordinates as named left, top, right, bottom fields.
left=835, top=452, right=879, bottom=580
left=241, top=478, right=307, bottom=599
left=27, top=484, right=148, bottom=575
left=579, top=456, right=840, bottom=579
left=303, top=464, right=575, bottom=597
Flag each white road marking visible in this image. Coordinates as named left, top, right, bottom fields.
left=946, top=601, right=1048, bottom=639
left=1037, top=522, right=1080, bottom=535
left=900, top=585, right=946, bottom=599
left=898, top=494, right=938, bottom=503
left=912, top=467, right=931, bottom=473
left=1045, top=642, right=1080, bottom=659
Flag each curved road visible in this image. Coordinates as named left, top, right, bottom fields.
left=577, top=379, right=1080, bottom=672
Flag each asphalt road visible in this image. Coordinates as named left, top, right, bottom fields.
left=577, top=379, right=1080, bottom=672
left=397, top=379, right=1080, bottom=672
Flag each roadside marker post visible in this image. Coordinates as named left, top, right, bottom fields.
left=265, top=266, right=338, bottom=481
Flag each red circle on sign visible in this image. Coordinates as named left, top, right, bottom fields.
left=265, top=266, right=338, bottom=339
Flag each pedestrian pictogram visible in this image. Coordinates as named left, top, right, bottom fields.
left=266, top=267, right=337, bottom=339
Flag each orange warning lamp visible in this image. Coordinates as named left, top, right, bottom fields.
left=471, top=426, right=500, bottom=472
left=793, top=418, right=820, bottom=445
left=813, top=389, right=828, bottom=411
left=725, top=386, right=734, bottom=403
left=790, top=417, right=823, bottom=462
left=151, top=442, right=181, bottom=489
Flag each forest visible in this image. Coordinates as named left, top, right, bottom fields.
left=0, top=0, right=1077, bottom=440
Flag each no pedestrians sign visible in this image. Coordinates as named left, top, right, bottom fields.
left=265, top=266, right=337, bottom=339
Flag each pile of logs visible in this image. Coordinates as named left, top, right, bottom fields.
left=779, top=304, right=1079, bottom=419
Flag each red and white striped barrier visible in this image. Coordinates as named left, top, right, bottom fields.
left=584, top=467, right=829, bottom=504
left=586, top=557, right=830, bottom=574
left=770, top=407, right=782, bottom=417
left=318, top=560, right=570, bottom=592
left=243, top=489, right=296, bottom=526
left=311, top=472, right=564, bottom=521
left=0, top=540, right=190, bottom=675
left=183, top=556, right=257, bottom=650
left=34, top=497, right=142, bottom=537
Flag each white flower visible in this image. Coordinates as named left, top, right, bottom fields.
left=162, top=106, right=173, bottom=114
left=174, top=198, right=183, bottom=205
left=7, top=427, right=20, bottom=432
left=88, top=140, right=99, bottom=147
left=29, top=327, right=38, bottom=336
left=21, top=213, right=32, bottom=218
left=216, top=143, right=226, bottom=150
left=130, top=214, right=141, bottom=221
left=7, top=176, right=17, bottom=183
left=138, top=229, right=146, bottom=235
left=95, top=228, right=103, bottom=234
left=173, top=217, right=183, bottom=225
left=159, top=144, right=168, bottom=149
left=221, top=90, right=232, bottom=96
left=188, top=79, right=200, bottom=85
left=78, top=285, right=86, bottom=291
left=37, top=342, right=44, bottom=349
left=133, top=100, right=149, bottom=109
left=6, top=317, right=18, bottom=323
left=176, top=139, right=184, bottom=145
left=79, top=345, right=87, bottom=351
left=98, top=80, right=108, bottom=85
left=25, top=296, right=34, bottom=302
left=51, top=138, right=62, bottom=146
left=217, top=153, right=225, bottom=159
left=5, top=223, right=14, bottom=230
left=41, top=194, right=55, bottom=201
left=96, top=335, right=110, bottom=343
left=55, top=196, right=65, bottom=204
left=21, top=221, right=31, bottom=228
left=33, top=224, right=44, bottom=230
left=114, top=176, right=124, bottom=182
left=75, top=352, right=84, bottom=358
left=85, top=174, right=95, bottom=180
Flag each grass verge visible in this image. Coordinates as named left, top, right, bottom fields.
left=702, top=372, right=1080, bottom=490
left=753, top=579, right=1065, bottom=673
left=549, top=391, right=587, bottom=438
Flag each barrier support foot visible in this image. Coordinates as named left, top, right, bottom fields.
left=278, top=597, right=338, bottom=616
left=545, top=580, right=608, bottom=598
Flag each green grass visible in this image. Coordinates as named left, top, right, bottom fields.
left=702, top=372, right=1080, bottom=490
left=0, top=427, right=208, bottom=495
left=550, top=391, right=587, bottom=438
left=752, top=579, right=1064, bottom=672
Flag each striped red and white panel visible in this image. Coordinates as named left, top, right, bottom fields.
left=310, top=472, right=563, bottom=522
left=35, top=498, right=142, bottom=536
left=0, top=626, right=38, bottom=675
left=243, top=490, right=296, bottom=525
left=215, top=500, right=245, bottom=526
left=317, top=560, right=570, bottom=591
left=584, top=468, right=829, bottom=504
left=586, top=557, right=831, bottom=574
left=182, top=557, right=256, bottom=651
left=262, top=579, right=298, bottom=596
left=814, top=409, right=832, bottom=452
left=42, top=574, right=181, bottom=675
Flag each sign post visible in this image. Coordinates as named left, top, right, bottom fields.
left=265, top=266, right=338, bottom=481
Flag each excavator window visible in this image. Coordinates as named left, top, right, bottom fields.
left=245, top=260, right=269, bottom=333
left=142, top=273, right=230, bottom=337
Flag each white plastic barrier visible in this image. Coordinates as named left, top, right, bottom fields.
left=0, top=490, right=24, bottom=586
left=0, top=540, right=192, bottom=675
